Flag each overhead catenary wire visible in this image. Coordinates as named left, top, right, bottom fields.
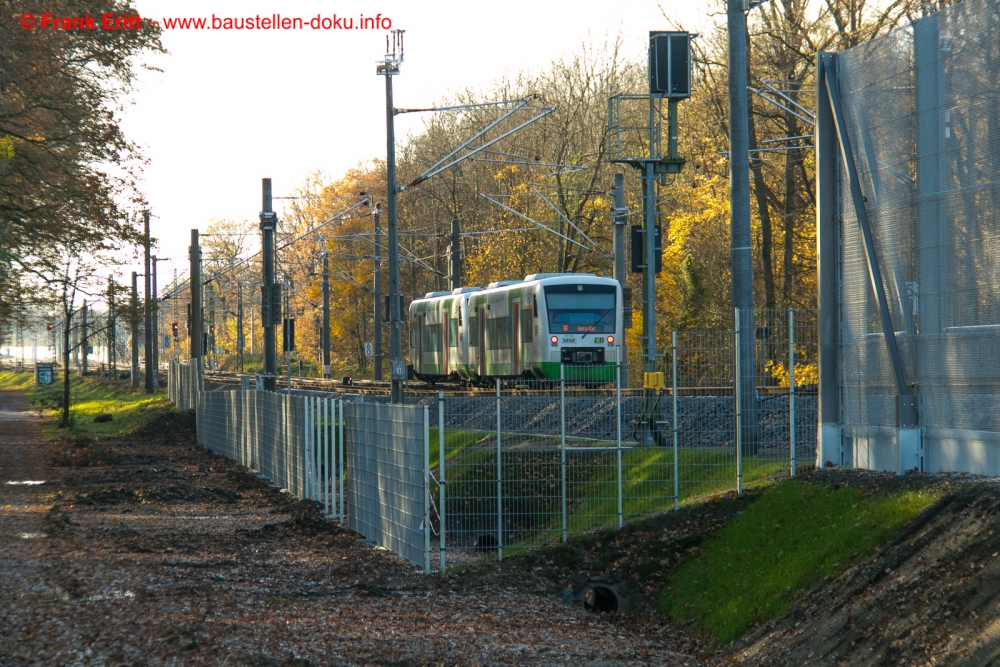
left=528, top=184, right=603, bottom=252
left=479, top=193, right=598, bottom=255
left=404, top=97, right=556, bottom=189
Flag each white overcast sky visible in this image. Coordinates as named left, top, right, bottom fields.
left=122, top=0, right=713, bottom=283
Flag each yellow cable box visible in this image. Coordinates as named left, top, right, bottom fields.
left=643, top=372, right=665, bottom=390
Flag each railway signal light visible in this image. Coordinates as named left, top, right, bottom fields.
left=46, top=323, right=53, bottom=331
left=630, top=225, right=662, bottom=273
left=343, top=376, right=354, bottom=386
left=649, top=31, right=691, bottom=100
left=171, top=322, right=178, bottom=336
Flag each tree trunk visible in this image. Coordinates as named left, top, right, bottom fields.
left=62, top=318, right=71, bottom=428
left=782, top=115, right=802, bottom=304
left=745, top=25, right=776, bottom=312
left=748, top=110, right=777, bottom=312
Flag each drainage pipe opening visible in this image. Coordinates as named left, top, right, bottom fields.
left=583, top=586, right=619, bottom=613
left=474, top=534, right=498, bottom=552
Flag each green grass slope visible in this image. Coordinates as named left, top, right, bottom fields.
left=662, top=478, right=938, bottom=648
left=0, top=370, right=173, bottom=440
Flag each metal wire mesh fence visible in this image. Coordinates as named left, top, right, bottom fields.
left=739, top=308, right=819, bottom=489
left=167, top=359, right=200, bottom=411
left=177, top=306, right=817, bottom=564
left=343, top=401, right=431, bottom=573
left=196, top=390, right=341, bottom=510
left=436, top=308, right=817, bottom=557
left=825, top=0, right=1000, bottom=473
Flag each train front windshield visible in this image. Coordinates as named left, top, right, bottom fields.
left=544, top=284, right=616, bottom=334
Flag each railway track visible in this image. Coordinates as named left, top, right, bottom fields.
left=200, top=370, right=812, bottom=398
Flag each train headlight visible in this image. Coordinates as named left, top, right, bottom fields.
left=607, top=336, right=614, bottom=345
left=550, top=335, right=558, bottom=345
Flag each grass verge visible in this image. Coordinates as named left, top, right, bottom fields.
left=0, top=370, right=173, bottom=440
left=429, top=428, right=489, bottom=466
left=660, top=478, right=939, bottom=649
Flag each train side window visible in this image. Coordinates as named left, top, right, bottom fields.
left=469, top=312, right=479, bottom=347
left=449, top=319, right=459, bottom=347
left=533, top=294, right=538, bottom=318
left=521, top=307, right=533, bottom=343
left=422, top=323, right=442, bottom=352
left=486, top=316, right=512, bottom=350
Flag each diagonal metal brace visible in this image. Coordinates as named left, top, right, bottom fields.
left=823, top=64, right=910, bottom=401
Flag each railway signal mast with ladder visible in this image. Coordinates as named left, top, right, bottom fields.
left=609, top=31, right=692, bottom=445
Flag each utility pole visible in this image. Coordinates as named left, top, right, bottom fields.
left=81, top=300, right=88, bottom=375
left=283, top=274, right=292, bottom=393
left=131, top=271, right=140, bottom=388
left=237, top=281, right=244, bottom=373
left=151, top=256, right=159, bottom=387
left=378, top=30, right=405, bottom=403
left=143, top=211, right=153, bottom=393
left=727, top=0, right=758, bottom=451
left=260, top=178, right=278, bottom=392
left=173, top=269, right=180, bottom=361
left=189, top=230, right=203, bottom=364
left=449, top=218, right=461, bottom=291
left=207, top=282, right=215, bottom=368
left=373, top=204, right=383, bottom=382
left=612, top=173, right=628, bottom=383
left=322, top=252, right=331, bottom=379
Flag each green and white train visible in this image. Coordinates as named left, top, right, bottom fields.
left=407, top=273, right=621, bottom=384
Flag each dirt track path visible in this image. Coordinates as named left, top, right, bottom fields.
left=0, top=390, right=700, bottom=666
left=0, top=389, right=64, bottom=628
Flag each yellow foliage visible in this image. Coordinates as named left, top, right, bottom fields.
left=764, top=359, right=819, bottom=387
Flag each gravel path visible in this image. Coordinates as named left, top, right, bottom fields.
left=0, top=389, right=701, bottom=666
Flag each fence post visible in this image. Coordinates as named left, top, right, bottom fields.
left=320, top=397, right=328, bottom=512
left=310, top=397, right=316, bottom=503
left=438, top=390, right=446, bottom=576
left=672, top=331, right=679, bottom=510
left=326, top=398, right=332, bottom=515
left=789, top=308, right=796, bottom=477
left=423, top=404, right=431, bottom=575
left=735, top=308, right=743, bottom=495
left=309, top=396, right=316, bottom=500
left=496, top=378, right=503, bottom=561
left=615, top=348, right=623, bottom=529
left=338, top=399, right=344, bottom=524
left=304, top=396, right=311, bottom=501
left=560, top=364, right=567, bottom=543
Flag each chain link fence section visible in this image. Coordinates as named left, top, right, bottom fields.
left=740, top=309, right=819, bottom=486
left=167, top=359, right=200, bottom=411
left=343, top=402, right=431, bottom=573
left=436, top=309, right=817, bottom=557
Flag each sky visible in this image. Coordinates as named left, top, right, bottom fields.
left=122, top=0, right=714, bottom=285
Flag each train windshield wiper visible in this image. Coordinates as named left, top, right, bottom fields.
left=590, top=308, right=614, bottom=328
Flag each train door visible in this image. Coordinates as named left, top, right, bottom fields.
left=512, top=302, right=520, bottom=377
left=442, top=313, right=449, bottom=377
left=416, top=314, right=424, bottom=375
left=478, top=307, right=487, bottom=377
